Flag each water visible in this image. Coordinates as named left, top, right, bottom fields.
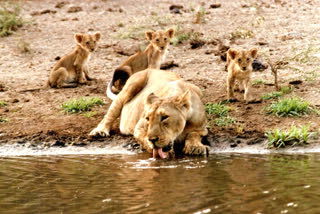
left=1, top=150, right=320, bottom=214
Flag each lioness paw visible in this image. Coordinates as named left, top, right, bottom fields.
left=89, top=127, right=110, bottom=137
left=183, top=144, right=209, bottom=156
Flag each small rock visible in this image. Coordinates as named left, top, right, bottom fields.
left=205, top=49, right=214, bottom=55
left=289, top=80, right=303, bottom=85
left=230, top=143, right=237, bottom=148
left=11, top=98, right=19, bottom=103
left=169, top=5, right=183, bottom=14
left=55, top=56, right=61, bottom=61
left=256, top=38, right=269, bottom=46
left=55, top=1, right=69, bottom=9
left=252, top=59, right=268, bottom=71
left=189, top=39, right=206, bottom=49
left=52, top=140, right=65, bottom=147
left=72, top=17, right=79, bottom=21
left=68, top=6, right=82, bottom=13
left=160, top=60, right=179, bottom=70
left=209, top=3, right=221, bottom=8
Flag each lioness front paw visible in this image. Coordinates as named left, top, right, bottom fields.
left=89, top=127, right=110, bottom=137
left=183, top=144, right=210, bottom=156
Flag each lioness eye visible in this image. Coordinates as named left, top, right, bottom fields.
left=247, top=58, right=250, bottom=61
left=164, top=38, right=167, bottom=41
left=156, top=39, right=159, bottom=42
left=86, top=41, right=89, bottom=45
left=238, top=58, right=242, bottom=63
left=161, top=115, right=169, bottom=121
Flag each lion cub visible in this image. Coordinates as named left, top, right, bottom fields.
left=48, top=32, right=101, bottom=88
left=226, top=48, right=258, bottom=102
left=107, top=28, right=175, bottom=99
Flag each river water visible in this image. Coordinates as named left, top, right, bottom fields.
left=0, top=146, right=320, bottom=214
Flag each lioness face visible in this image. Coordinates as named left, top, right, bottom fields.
left=146, top=28, right=175, bottom=52
left=228, top=48, right=258, bottom=72
left=144, top=91, right=191, bottom=158
left=75, top=32, right=101, bottom=52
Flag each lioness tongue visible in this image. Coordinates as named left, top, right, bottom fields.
left=152, top=148, right=168, bottom=159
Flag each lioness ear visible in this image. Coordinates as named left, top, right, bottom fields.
left=94, top=32, right=101, bottom=42
left=250, top=48, right=258, bottom=59
left=146, top=93, right=159, bottom=105
left=146, top=31, right=153, bottom=41
left=75, top=33, right=83, bottom=44
left=166, top=28, right=175, bottom=39
left=228, top=48, right=238, bottom=60
left=177, top=90, right=191, bottom=110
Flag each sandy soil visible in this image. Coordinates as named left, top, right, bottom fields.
left=0, top=0, right=319, bottom=151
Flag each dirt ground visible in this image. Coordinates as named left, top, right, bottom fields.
left=0, top=0, right=319, bottom=150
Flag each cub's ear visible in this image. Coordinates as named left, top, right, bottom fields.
left=145, top=31, right=153, bottom=41
left=74, top=33, right=83, bottom=44
left=94, top=32, right=101, bottom=41
left=176, top=90, right=191, bottom=110
left=166, top=28, right=175, bottom=39
left=227, top=48, right=238, bottom=60
left=250, top=48, right=258, bottom=59
left=146, top=93, right=159, bottom=105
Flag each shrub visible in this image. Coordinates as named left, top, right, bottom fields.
left=0, top=2, right=24, bottom=37
left=62, top=97, right=104, bottom=113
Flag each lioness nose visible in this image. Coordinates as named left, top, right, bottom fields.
left=91, top=48, right=94, bottom=51
left=242, top=66, right=246, bottom=70
left=149, top=137, right=159, bottom=144
left=160, top=46, right=164, bottom=50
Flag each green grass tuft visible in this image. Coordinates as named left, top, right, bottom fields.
left=62, top=97, right=104, bottom=113
left=262, top=86, right=293, bottom=100
left=264, top=97, right=312, bottom=117
left=266, top=124, right=312, bottom=148
left=252, top=79, right=266, bottom=85
left=0, top=2, right=24, bottom=37
left=0, top=118, right=8, bottom=123
left=205, top=102, right=236, bottom=127
left=0, top=101, right=7, bottom=107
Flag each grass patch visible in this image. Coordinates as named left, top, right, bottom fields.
left=264, top=97, right=312, bottom=117
left=62, top=97, right=104, bottom=113
left=230, top=27, right=254, bottom=40
left=171, top=25, right=201, bottom=46
left=205, top=102, right=236, bottom=127
left=0, top=118, right=8, bottom=123
left=0, top=2, right=24, bottom=37
left=262, top=86, right=293, bottom=100
left=266, top=124, right=312, bottom=148
left=0, top=101, right=7, bottom=107
left=252, top=79, right=266, bottom=85
left=81, top=111, right=98, bottom=118
left=288, top=42, right=320, bottom=64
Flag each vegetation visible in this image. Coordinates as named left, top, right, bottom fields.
left=62, top=97, right=104, bottom=113
left=81, top=111, right=98, bottom=118
left=0, top=101, right=7, bottom=107
left=252, top=79, right=266, bottom=85
left=205, top=102, right=236, bottom=127
left=262, top=86, right=292, bottom=100
left=264, top=97, right=312, bottom=117
left=0, top=118, right=8, bottom=123
left=230, top=27, right=254, bottom=40
left=266, top=124, right=312, bottom=148
left=0, top=2, right=24, bottom=37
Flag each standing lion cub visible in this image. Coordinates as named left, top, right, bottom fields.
left=226, top=48, right=258, bottom=102
left=107, top=28, right=175, bottom=100
left=48, top=32, right=101, bottom=88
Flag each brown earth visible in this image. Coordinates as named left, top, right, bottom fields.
left=0, top=0, right=320, bottom=150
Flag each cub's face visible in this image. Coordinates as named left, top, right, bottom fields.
left=146, top=28, right=175, bottom=52
left=75, top=32, right=101, bottom=52
left=143, top=91, right=191, bottom=157
left=228, top=48, right=258, bottom=71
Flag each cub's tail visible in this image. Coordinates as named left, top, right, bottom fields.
left=106, top=66, right=132, bottom=101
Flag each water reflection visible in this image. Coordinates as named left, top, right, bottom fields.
left=0, top=153, right=320, bottom=214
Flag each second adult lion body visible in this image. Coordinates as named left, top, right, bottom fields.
left=90, top=69, right=209, bottom=158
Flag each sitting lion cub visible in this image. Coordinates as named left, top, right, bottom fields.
left=90, top=69, right=209, bottom=158
left=48, top=32, right=101, bottom=88
left=226, top=48, right=258, bottom=102
left=107, top=28, right=175, bottom=100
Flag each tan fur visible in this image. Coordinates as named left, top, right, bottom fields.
left=110, top=28, right=174, bottom=93
left=91, top=69, right=209, bottom=157
left=48, top=32, right=101, bottom=88
left=226, top=48, right=258, bottom=102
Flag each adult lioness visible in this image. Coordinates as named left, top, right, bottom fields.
left=89, top=69, right=209, bottom=158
